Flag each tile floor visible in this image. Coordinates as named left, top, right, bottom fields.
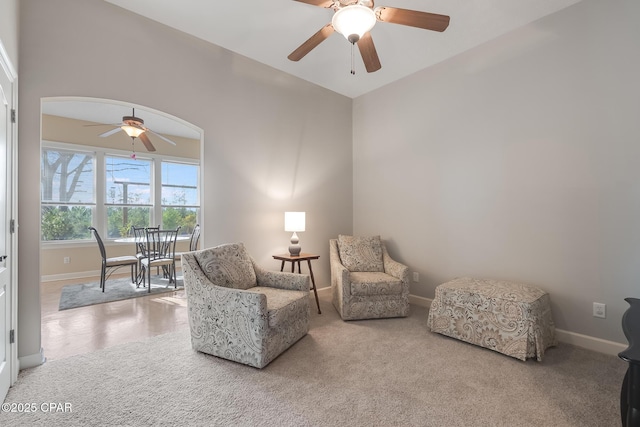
left=40, top=274, right=188, bottom=361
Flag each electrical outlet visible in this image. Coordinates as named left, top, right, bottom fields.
left=63, top=256, right=70, bottom=264
left=413, top=272, right=419, bottom=283
left=593, top=302, right=606, bottom=318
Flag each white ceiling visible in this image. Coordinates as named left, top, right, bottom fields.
left=104, top=0, right=583, bottom=99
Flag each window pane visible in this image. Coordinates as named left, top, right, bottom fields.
left=106, top=206, right=151, bottom=238
left=41, top=148, right=94, bottom=203
left=41, top=205, right=92, bottom=241
left=105, top=156, right=151, bottom=204
left=162, top=207, right=199, bottom=236
left=162, top=162, right=199, bottom=206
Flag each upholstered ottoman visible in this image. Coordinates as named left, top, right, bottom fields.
left=427, top=277, right=557, bottom=361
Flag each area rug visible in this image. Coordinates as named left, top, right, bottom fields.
left=58, top=275, right=184, bottom=310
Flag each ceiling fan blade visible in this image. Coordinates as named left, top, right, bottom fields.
left=293, top=0, right=335, bottom=8
left=99, top=127, right=123, bottom=138
left=357, top=32, right=381, bottom=73
left=138, top=132, right=156, bottom=152
left=288, top=24, right=334, bottom=62
left=146, top=129, right=177, bottom=146
left=375, top=7, right=450, bottom=32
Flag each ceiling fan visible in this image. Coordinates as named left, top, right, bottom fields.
left=91, top=108, right=177, bottom=156
left=288, top=0, right=450, bottom=73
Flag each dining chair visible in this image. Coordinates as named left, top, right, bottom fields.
left=89, top=227, right=139, bottom=293
left=131, top=225, right=160, bottom=282
left=140, top=227, right=180, bottom=293
left=174, top=224, right=201, bottom=264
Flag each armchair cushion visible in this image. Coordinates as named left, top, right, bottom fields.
left=337, top=234, right=384, bottom=272
left=193, top=242, right=256, bottom=290
left=251, top=286, right=308, bottom=328
left=349, top=272, right=404, bottom=297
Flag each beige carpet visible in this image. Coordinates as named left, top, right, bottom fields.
left=2, top=292, right=627, bottom=426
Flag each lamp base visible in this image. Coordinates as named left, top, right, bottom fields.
left=289, top=232, right=301, bottom=256
left=288, top=245, right=301, bottom=257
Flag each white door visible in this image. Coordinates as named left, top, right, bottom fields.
left=0, top=57, right=14, bottom=402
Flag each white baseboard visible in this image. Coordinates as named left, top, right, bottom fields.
left=554, top=329, right=626, bottom=357
left=409, top=294, right=432, bottom=308
left=41, top=270, right=102, bottom=283
left=408, top=293, right=626, bottom=357
left=19, top=348, right=46, bottom=369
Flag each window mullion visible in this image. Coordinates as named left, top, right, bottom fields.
left=96, top=151, right=105, bottom=235
left=154, top=157, right=162, bottom=227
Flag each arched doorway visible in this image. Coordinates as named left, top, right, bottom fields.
left=39, top=97, right=203, bottom=360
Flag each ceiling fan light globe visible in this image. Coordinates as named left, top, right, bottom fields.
left=121, top=124, right=144, bottom=138
left=331, top=5, right=376, bottom=42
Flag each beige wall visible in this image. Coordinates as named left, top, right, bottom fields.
left=42, top=240, right=192, bottom=279
left=40, top=113, right=199, bottom=279
left=19, top=0, right=353, bottom=363
left=353, top=0, right=639, bottom=345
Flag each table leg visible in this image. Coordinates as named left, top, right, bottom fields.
left=290, top=262, right=295, bottom=273
left=307, top=259, right=321, bottom=314
left=280, top=260, right=285, bottom=272
left=623, top=363, right=640, bottom=427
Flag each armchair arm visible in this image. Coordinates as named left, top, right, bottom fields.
left=382, top=245, right=410, bottom=294
left=329, top=239, right=350, bottom=299
left=252, top=259, right=310, bottom=292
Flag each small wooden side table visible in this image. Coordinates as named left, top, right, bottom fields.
left=272, top=253, right=321, bottom=314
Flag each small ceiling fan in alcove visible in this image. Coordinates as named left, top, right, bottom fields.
left=288, top=0, right=450, bottom=74
left=88, top=108, right=177, bottom=158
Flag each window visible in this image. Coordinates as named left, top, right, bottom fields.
left=41, top=147, right=95, bottom=241
left=161, top=161, right=200, bottom=236
left=105, top=156, right=152, bottom=238
left=41, top=142, right=200, bottom=242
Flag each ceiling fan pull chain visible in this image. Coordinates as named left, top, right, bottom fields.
left=350, top=42, right=355, bottom=75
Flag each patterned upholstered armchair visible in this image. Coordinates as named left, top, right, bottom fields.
left=330, top=235, right=410, bottom=320
left=181, top=243, right=310, bottom=368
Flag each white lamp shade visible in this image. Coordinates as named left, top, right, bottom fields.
left=284, top=212, right=305, bottom=232
left=122, top=124, right=145, bottom=138
left=331, top=5, right=376, bottom=42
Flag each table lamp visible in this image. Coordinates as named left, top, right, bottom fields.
left=284, top=212, right=305, bottom=256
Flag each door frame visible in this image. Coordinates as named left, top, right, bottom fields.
left=0, top=39, right=19, bottom=392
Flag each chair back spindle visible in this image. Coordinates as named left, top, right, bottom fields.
left=189, top=224, right=201, bottom=252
